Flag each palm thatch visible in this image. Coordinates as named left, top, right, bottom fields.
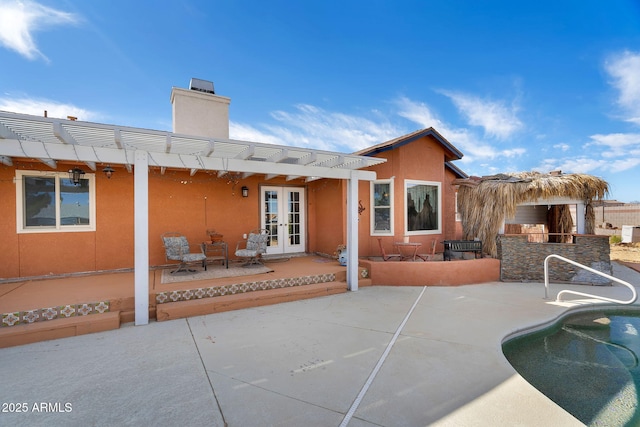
left=455, top=172, right=609, bottom=257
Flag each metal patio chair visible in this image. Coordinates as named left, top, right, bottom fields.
left=161, top=232, right=207, bottom=274
left=235, top=229, right=269, bottom=266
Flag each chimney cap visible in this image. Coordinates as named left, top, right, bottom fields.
left=189, top=78, right=215, bottom=94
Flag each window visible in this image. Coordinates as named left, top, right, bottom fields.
left=405, top=180, right=441, bottom=235
left=16, top=170, right=96, bottom=233
left=455, top=191, right=461, bottom=222
left=370, top=179, right=393, bottom=235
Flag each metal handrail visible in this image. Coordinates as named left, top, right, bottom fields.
left=543, top=254, right=637, bottom=304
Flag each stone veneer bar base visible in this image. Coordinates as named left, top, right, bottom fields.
left=498, top=234, right=611, bottom=283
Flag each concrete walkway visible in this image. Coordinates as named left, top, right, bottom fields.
left=1, top=263, right=639, bottom=426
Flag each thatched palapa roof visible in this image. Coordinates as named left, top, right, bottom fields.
left=454, top=172, right=610, bottom=257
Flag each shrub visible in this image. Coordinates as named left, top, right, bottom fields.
left=610, top=235, right=622, bottom=245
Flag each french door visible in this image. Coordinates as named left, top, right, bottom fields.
left=261, top=186, right=306, bottom=255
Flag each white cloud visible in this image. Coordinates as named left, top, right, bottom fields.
left=586, top=132, right=640, bottom=159
left=229, top=122, right=281, bottom=145
left=0, top=96, right=100, bottom=121
left=588, top=132, right=640, bottom=148
left=0, top=0, right=79, bottom=61
left=231, top=103, right=404, bottom=152
left=394, top=96, right=447, bottom=130
left=536, top=157, right=608, bottom=175
left=553, top=143, right=570, bottom=151
left=609, top=156, right=640, bottom=172
left=439, top=91, right=523, bottom=140
left=394, top=96, right=526, bottom=163
left=605, top=50, right=640, bottom=125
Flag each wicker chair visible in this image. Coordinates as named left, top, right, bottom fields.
left=161, top=232, right=207, bottom=274
left=235, top=229, right=269, bottom=266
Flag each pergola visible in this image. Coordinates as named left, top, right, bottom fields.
left=0, top=110, right=385, bottom=325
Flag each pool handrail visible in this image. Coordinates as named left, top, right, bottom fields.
left=543, top=254, right=637, bottom=304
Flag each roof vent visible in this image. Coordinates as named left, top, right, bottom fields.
left=189, top=78, right=215, bottom=94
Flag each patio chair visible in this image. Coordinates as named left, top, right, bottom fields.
left=417, top=239, right=438, bottom=261
left=235, top=229, right=269, bottom=266
left=377, top=238, right=401, bottom=261
left=161, top=232, right=207, bottom=274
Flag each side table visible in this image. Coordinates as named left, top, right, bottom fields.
left=201, top=241, right=228, bottom=269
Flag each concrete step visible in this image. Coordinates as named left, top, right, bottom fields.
left=0, top=311, right=120, bottom=348
left=156, top=281, right=348, bottom=322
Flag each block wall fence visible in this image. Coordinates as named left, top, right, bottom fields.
left=497, top=234, right=611, bottom=283
left=594, top=204, right=640, bottom=229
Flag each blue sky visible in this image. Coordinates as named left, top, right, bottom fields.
left=1, top=0, right=640, bottom=202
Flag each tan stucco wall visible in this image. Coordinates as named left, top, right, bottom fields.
left=0, top=162, right=313, bottom=278
left=352, top=134, right=463, bottom=257
left=308, top=179, right=345, bottom=257
left=1, top=132, right=464, bottom=279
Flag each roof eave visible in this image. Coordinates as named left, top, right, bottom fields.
left=354, top=127, right=463, bottom=161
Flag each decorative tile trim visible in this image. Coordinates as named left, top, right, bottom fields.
left=1, top=301, right=110, bottom=328
left=155, top=273, right=337, bottom=304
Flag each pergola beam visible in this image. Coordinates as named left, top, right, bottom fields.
left=0, top=122, right=20, bottom=140
left=267, top=149, right=288, bottom=163
left=0, top=138, right=377, bottom=181
left=53, top=121, right=77, bottom=145
left=235, top=144, right=255, bottom=160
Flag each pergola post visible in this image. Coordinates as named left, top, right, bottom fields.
left=134, top=151, right=149, bottom=325
left=576, top=202, right=585, bottom=234
left=346, top=172, right=359, bottom=291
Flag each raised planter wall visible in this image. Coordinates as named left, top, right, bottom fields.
left=359, top=258, right=500, bottom=286
left=497, top=234, right=611, bottom=283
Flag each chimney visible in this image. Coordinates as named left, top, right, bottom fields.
left=170, top=78, right=231, bottom=139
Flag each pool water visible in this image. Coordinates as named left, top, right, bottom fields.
left=503, top=309, right=640, bottom=427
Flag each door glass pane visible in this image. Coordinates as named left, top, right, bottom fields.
left=288, top=191, right=301, bottom=245
left=24, top=176, right=55, bottom=227
left=264, top=190, right=278, bottom=247
left=60, top=178, right=90, bottom=225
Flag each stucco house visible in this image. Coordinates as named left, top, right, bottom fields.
left=0, top=79, right=467, bottom=325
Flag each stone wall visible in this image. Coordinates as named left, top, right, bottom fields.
left=497, top=234, right=611, bottom=283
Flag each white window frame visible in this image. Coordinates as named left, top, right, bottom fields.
left=370, top=179, right=394, bottom=236
left=404, top=179, right=441, bottom=235
left=16, top=170, right=96, bottom=233
left=455, top=191, right=461, bottom=222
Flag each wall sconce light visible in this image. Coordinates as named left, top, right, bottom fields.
left=68, top=167, right=85, bottom=185
left=241, top=186, right=249, bottom=197
left=102, top=165, right=115, bottom=179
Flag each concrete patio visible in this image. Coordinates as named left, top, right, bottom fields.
left=1, top=262, right=639, bottom=426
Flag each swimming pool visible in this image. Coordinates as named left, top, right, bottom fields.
left=503, top=308, right=640, bottom=426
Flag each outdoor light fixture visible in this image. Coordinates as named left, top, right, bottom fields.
left=102, top=165, right=115, bottom=179
left=241, top=186, right=249, bottom=197
left=68, top=167, right=85, bottom=185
